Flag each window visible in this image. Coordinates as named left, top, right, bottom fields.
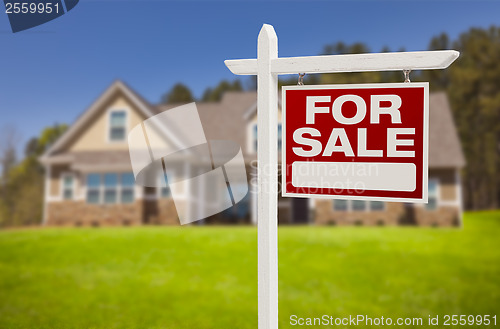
left=426, top=180, right=439, bottom=210
left=121, top=173, right=135, bottom=203
left=109, top=110, right=126, bottom=141
left=62, top=175, right=74, bottom=200
left=352, top=200, right=367, bottom=211
left=333, top=200, right=381, bottom=212
left=86, top=172, right=135, bottom=204
left=333, top=199, right=348, bottom=211
left=86, top=173, right=101, bottom=204
left=104, top=173, right=118, bottom=204
left=370, top=201, right=385, bottom=211
left=251, top=123, right=283, bottom=153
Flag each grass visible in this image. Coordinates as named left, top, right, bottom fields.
left=0, top=211, right=499, bottom=328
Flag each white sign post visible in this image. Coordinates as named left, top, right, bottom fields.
left=225, top=24, right=458, bottom=329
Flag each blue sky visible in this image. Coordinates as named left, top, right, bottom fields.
left=0, top=0, right=499, bottom=153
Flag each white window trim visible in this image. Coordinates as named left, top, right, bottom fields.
left=247, top=122, right=258, bottom=154
left=60, top=172, right=76, bottom=201
left=106, top=108, right=129, bottom=143
left=424, top=178, right=440, bottom=211
left=247, top=121, right=282, bottom=154
left=42, top=164, right=51, bottom=223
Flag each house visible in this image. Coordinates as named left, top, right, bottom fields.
left=40, top=80, right=465, bottom=227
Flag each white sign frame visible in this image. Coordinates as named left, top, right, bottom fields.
left=281, top=82, right=430, bottom=203
left=225, top=24, right=458, bottom=329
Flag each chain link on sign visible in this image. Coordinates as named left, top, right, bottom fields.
left=298, top=73, right=306, bottom=85
left=403, top=70, right=411, bottom=83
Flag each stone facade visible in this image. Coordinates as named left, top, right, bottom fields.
left=46, top=200, right=143, bottom=227
left=143, top=199, right=180, bottom=225
left=46, top=197, right=182, bottom=227
left=314, top=201, right=460, bottom=227
left=314, top=201, right=404, bottom=226
left=313, top=168, right=461, bottom=227
left=413, top=206, right=460, bottom=227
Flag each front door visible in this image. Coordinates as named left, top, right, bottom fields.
left=292, top=198, right=309, bottom=224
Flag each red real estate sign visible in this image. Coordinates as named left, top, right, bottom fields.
left=282, top=83, right=429, bottom=202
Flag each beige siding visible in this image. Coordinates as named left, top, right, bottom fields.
left=68, top=95, right=144, bottom=152
left=430, top=169, right=457, bottom=201
left=66, top=94, right=170, bottom=153
left=49, top=164, right=70, bottom=197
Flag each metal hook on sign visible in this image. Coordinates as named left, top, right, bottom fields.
left=298, top=73, right=306, bottom=86
left=403, top=69, right=411, bottom=83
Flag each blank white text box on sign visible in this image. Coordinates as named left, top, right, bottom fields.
left=291, top=162, right=416, bottom=192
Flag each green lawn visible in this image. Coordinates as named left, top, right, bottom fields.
left=0, top=212, right=499, bottom=329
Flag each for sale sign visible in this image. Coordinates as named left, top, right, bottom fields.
left=282, top=83, right=429, bottom=202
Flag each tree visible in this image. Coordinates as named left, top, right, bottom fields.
left=161, top=83, right=194, bottom=104
left=1, top=148, right=16, bottom=182
left=421, top=33, right=452, bottom=91
left=37, top=123, right=68, bottom=154
left=319, top=42, right=402, bottom=85
left=0, top=126, right=20, bottom=183
left=0, top=124, right=67, bottom=227
left=201, top=80, right=243, bottom=102
left=1, top=156, right=44, bottom=226
left=420, top=27, right=500, bottom=209
left=444, top=26, right=500, bottom=209
left=315, top=30, right=500, bottom=210
left=0, top=126, right=20, bottom=226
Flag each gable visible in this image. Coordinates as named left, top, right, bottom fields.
left=67, top=94, right=146, bottom=152
left=41, top=80, right=176, bottom=161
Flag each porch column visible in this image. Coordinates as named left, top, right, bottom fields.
left=42, top=164, right=51, bottom=226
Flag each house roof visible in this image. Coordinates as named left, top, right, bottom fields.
left=428, top=92, right=465, bottom=168
left=242, top=94, right=281, bottom=120
left=156, top=91, right=257, bottom=152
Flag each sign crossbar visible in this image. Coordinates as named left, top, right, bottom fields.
left=226, top=50, right=459, bottom=75
left=224, top=23, right=458, bottom=329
